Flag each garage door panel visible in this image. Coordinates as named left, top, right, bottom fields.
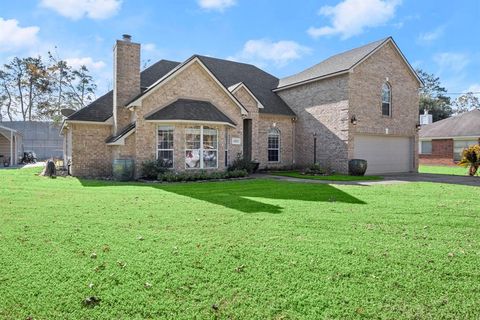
left=354, top=135, right=412, bottom=174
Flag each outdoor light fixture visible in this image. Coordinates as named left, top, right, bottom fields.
left=351, top=115, right=357, bottom=125
left=416, top=123, right=421, bottom=131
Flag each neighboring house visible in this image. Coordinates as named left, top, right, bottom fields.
left=0, top=121, right=63, bottom=160
left=0, top=124, right=23, bottom=166
left=419, top=109, right=480, bottom=165
left=61, top=35, right=421, bottom=177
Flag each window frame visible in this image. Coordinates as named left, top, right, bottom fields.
left=381, top=82, right=392, bottom=117
left=185, top=125, right=218, bottom=169
left=419, top=140, right=432, bottom=155
left=267, top=128, right=281, bottom=163
left=453, top=139, right=478, bottom=161
left=224, top=129, right=229, bottom=167
left=156, top=125, right=174, bottom=168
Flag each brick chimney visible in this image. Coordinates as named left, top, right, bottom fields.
left=113, top=34, right=140, bottom=134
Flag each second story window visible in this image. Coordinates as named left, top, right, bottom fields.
left=381, top=82, right=392, bottom=117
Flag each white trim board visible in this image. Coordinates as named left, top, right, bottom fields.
left=420, top=136, right=480, bottom=141
left=228, top=82, right=264, bottom=109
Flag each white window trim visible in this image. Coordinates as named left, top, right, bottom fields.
left=453, top=139, right=478, bottom=161
left=419, top=140, right=432, bottom=155
left=156, top=125, right=175, bottom=168
left=381, top=82, right=392, bottom=117
left=224, top=129, right=229, bottom=167
left=185, top=125, right=219, bottom=170
left=267, top=128, right=281, bottom=163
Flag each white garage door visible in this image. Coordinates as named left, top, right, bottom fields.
left=353, top=135, right=412, bottom=174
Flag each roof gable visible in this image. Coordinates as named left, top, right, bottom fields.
left=127, top=57, right=249, bottom=115
left=276, top=37, right=422, bottom=91
left=67, top=60, right=180, bottom=122
left=196, top=55, right=294, bottom=116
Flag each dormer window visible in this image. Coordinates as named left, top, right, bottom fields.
left=381, top=82, right=392, bottom=117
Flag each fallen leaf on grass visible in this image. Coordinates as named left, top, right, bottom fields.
left=235, top=265, right=246, bottom=273
left=82, top=296, right=101, bottom=308
left=94, top=262, right=106, bottom=272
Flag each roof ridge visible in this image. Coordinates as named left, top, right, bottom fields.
left=142, top=59, right=180, bottom=73
left=194, top=54, right=281, bottom=80
left=277, top=37, right=391, bottom=89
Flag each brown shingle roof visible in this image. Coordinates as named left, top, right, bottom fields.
left=420, top=109, right=480, bottom=138
left=145, top=99, right=236, bottom=125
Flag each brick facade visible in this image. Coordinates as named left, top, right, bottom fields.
left=132, top=60, right=245, bottom=176
left=278, top=42, right=420, bottom=173
left=277, top=74, right=349, bottom=172
left=348, top=42, right=419, bottom=172
left=419, top=139, right=456, bottom=166
left=65, top=38, right=420, bottom=178
left=69, top=123, right=112, bottom=177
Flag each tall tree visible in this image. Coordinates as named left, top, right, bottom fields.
left=416, top=68, right=452, bottom=122
left=0, top=69, right=16, bottom=121
left=452, top=92, right=480, bottom=114
left=0, top=54, right=97, bottom=122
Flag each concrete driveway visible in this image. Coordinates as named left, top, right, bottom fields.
left=259, top=173, right=479, bottom=187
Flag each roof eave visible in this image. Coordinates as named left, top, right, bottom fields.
left=273, top=70, right=350, bottom=92
left=144, top=119, right=236, bottom=127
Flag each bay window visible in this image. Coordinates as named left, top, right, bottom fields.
left=185, top=125, right=218, bottom=169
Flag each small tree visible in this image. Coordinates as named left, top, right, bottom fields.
left=458, top=144, right=480, bottom=176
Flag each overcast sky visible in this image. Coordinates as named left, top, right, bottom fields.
left=1, top=0, right=479, bottom=97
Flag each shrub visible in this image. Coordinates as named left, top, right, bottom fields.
left=141, top=159, right=170, bottom=179
left=458, top=144, right=480, bottom=176
left=227, top=169, right=248, bottom=178
left=228, top=155, right=256, bottom=173
left=304, top=163, right=327, bottom=175
left=157, top=169, right=248, bottom=182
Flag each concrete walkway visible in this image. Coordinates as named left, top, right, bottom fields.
left=256, top=173, right=480, bottom=187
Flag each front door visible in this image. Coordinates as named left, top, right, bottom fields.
left=243, top=119, right=252, bottom=161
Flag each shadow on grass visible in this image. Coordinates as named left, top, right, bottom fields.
left=78, top=178, right=365, bottom=214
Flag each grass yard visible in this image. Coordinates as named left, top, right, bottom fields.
left=1, top=168, right=480, bottom=319
left=419, top=165, right=471, bottom=176
left=268, top=171, right=382, bottom=181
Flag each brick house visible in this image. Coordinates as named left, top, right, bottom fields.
left=419, top=109, right=480, bottom=165
left=61, top=35, right=421, bottom=177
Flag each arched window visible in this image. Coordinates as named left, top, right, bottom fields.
left=267, top=128, right=280, bottom=162
left=381, top=82, right=391, bottom=116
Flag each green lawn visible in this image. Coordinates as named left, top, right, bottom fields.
left=269, top=171, right=382, bottom=181
left=1, top=168, right=480, bottom=319
left=419, top=165, right=471, bottom=176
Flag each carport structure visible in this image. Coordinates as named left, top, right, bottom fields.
left=0, top=124, right=22, bottom=166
